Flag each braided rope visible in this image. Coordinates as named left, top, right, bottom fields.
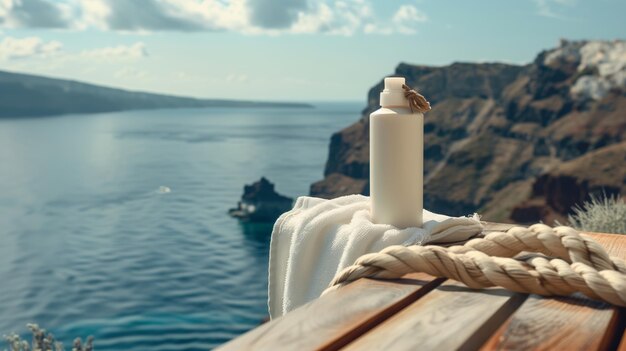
left=325, top=224, right=626, bottom=306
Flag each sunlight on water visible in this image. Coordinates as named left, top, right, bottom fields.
left=157, top=186, right=172, bottom=194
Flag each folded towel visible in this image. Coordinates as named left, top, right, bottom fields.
left=268, top=194, right=483, bottom=318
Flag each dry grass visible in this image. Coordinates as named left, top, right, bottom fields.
left=3, top=324, right=93, bottom=351
left=568, top=194, right=626, bottom=234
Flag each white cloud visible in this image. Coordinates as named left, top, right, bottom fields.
left=0, top=0, right=426, bottom=36
left=248, top=0, right=308, bottom=29
left=363, top=23, right=392, bottom=35
left=365, top=4, right=428, bottom=35
left=0, top=35, right=149, bottom=65
left=77, top=0, right=111, bottom=30
left=533, top=0, right=575, bottom=19
left=0, top=35, right=62, bottom=60
left=78, top=0, right=213, bottom=32
left=393, top=5, right=428, bottom=23
left=289, top=1, right=377, bottom=36
left=392, top=4, right=428, bottom=34
left=0, top=0, right=74, bottom=28
left=80, top=42, right=148, bottom=60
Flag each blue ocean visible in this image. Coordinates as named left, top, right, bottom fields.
left=0, top=103, right=360, bottom=350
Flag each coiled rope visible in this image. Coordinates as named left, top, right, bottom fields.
left=325, top=224, right=626, bottom=306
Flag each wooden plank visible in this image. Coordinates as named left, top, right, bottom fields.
left=583, top=232, right=626, bottom=259
left=217, top=273, right=444, bottom=351
left=218, top=222, right=506, bottom=350
left=342, top=232, right=626, bottom=351
left=481, top=232, right=626, bottom=351
left=607, top=307, right=626, bottom=351
left=329, top=222, right=524, bottom=351
left=480, top=294, right=614, bottom=351
left=342, top=281, right=527, bottom=351
left=221, top=224, right=625, bottom=350
left=619, top=317, right=626, bottom=351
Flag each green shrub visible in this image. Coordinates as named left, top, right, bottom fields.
left=3, top=324, right=93, bottom=351
left=568, top=194, right=626, bottom=234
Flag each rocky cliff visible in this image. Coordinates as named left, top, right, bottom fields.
left=229, top=177, right=293, bottom=222
left=311, top=39, right=626, bottom=224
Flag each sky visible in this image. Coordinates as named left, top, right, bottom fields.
left=0, top=0, right=624, bottom=102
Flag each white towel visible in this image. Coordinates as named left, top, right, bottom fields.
left=268, top=194, right=483, bottom=319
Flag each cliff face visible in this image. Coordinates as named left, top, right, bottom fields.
left=311, top=40, right=626, bottom=224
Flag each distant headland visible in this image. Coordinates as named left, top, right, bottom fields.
left=0, top=70, right=312, bottom=118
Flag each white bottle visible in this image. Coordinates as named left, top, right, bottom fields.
left=370, top=77, right=423, bottom=228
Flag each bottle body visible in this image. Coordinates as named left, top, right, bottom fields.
left=370, top=107, right=423, bottom=228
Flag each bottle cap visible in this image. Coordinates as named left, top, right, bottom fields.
left=380, top=77, right=409, bottom=108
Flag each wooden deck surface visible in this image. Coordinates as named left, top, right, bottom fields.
left=218, top=223, right=626, bottom=351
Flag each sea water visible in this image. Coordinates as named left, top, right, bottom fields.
left=0, top=103, right=360, bottom=350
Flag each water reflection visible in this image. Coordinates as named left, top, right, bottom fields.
left=238, top=221, right=274, bottom=244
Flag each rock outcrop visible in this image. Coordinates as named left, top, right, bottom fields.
left=229, top=177, right=293, bottom=222
left=311, top=39, right=626, bottom=224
